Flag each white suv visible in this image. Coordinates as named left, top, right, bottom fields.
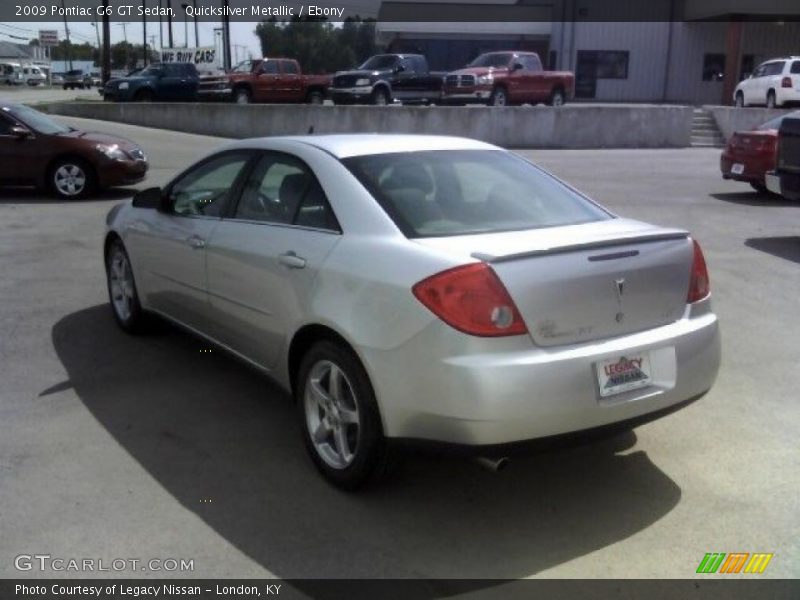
left=734, top=57, right=800, bottom=108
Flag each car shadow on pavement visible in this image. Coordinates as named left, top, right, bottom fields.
left=0, top=187, right=135, bottom=204
left=745, top=236, right=800, bottom=264
left=50, top=305, right=682, bottom=586
left=710, top=191, right=799, bottom=207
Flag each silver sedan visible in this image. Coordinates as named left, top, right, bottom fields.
left=104, top=135, right=720, bottom=488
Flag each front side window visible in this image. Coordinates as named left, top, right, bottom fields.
left=519, top=54, right=542, bottom=71
left=169, top=152, right=251, bottom=217
left=281, top=61, right=299, bottom=74
left=343, top=150, right=609, bottom=238
left=261, top=60, right=279, bottom=75
left=234, top=154, right=338, bottom=230
left=791, top=61, right=800, bottom=75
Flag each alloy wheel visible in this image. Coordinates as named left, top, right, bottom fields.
left=304, top=360, right=360, bottom=470
left=54, top=164, right=87, bottom=197
left=109, top=248, right=135, bottom=322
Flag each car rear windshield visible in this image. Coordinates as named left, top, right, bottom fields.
left=342, top=150, right=610, bottom=238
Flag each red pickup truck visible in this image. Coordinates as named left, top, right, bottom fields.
left=442, top=51, right=574, bottom=107
left=227, top=58, right=331, bottom=104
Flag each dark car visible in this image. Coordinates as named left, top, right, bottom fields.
left=720, top=111, right=799, bottom=193
left=0, top=103, right=148, bottom=199
left=103, top=63, right=199, bottom=102
left=329, top=54, right=444, bottom=105
left=63, top=69, right=92, bottom=90
left=765, top=114, right=800, bottom=200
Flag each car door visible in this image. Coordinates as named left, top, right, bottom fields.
left=279, top=60, right=303, bottom=102
left=391, top=57, right=417, bottom=101
left=745, top=63, right=766, bottom=105
left=126, top=151, right=254, bottom=334
left=205, top=151, right=341, bottom=370
left=254, top=59, right=281, bottom=102
left=0, top=111, right=41, bottom=184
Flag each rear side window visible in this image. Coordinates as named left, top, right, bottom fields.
left=765, top=62, right=785, bottom=76
left=791, top=61, right=800, bottom=74
left=343, top=150, right=609, bottom=238
left=281, top=61, right=299, bottom=74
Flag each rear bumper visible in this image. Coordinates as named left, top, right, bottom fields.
left=365, top=299, right=720, bottom=445
left=719, top=153, right=768, bottom=184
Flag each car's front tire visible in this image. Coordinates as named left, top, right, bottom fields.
left=296, top=340, right=390, bottom=490
left=106, top=239, right=146, bottom=334
left=489, top=86, right=508, bottom=106
left=49, top=158, right=95, bottom=200
left=371, top=87, right=390, bottom=106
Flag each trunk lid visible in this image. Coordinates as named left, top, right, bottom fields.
left=415, top=218, right=692, bottom=347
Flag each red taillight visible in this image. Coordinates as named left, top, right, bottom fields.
left=781, top=76, right=792, bottom=88
left=687, top=240, right=710, bottom=303
left=412, top=263, right=528, bottom=337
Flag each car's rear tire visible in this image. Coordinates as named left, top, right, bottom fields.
left=371, top=87, right=390, bottom=106
left=105, top=239, right=146, bottom=334
left=489, top=86, right=508, bottom=106
left=48, top=158, right=95, bottom=200
left=234, top=87, right=251, bottom=104
left=766, top=90, right=776, bottom=108
left=296, top=340, right=391, bottom=490
left=306, top=90, right=324, bottom=105
left=549, top=87, right=566, bottom=106
left=735, top=91, right=744, bottom=107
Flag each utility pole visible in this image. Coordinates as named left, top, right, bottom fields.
left=157, top=0, right=163, bottom=49
left=61, top=0, right=73, bottom=70
left=101, top=1, right=110, bottom=83
left=222, top=0, right=231, bottom=70
left=142, top=0, right=148, bottom=65
left=192, top=0, right=199, bottom=47
left=166, top=0, right=174, bottom=48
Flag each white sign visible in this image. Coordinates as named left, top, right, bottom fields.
left=158, top=47, right=220, bottom=71
left=38, top=30, right=59, bottom=47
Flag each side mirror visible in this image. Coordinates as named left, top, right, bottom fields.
left=10, top=125, right=32, bottom=139
left=512, top=62, right=524, bottom=71
left=132, top=187, right=167, bottom=211
left=394, top=64, right=405, bottom=74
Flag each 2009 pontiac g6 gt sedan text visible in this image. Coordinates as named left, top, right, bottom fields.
left=104, top=135, right=720, bottom=489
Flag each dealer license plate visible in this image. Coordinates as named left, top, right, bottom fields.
left=731, top=163, right=745, bottom=175
left=596, top=352, right=653, bottom=398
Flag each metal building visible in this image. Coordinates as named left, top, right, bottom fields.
left=377, top=0, right=800, bottom=105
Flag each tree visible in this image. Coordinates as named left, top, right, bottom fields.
left=254, top=17, right=379, bottom=74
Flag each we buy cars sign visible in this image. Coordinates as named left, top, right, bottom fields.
left=159, top=47, right=220, bottom=72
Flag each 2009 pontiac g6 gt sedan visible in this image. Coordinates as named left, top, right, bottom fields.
left=104, top=135, right=720, bottom=488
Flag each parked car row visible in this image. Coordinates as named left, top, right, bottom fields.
left=99, top=50, right=574, bottom=107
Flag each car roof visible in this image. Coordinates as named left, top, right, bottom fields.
left=227, top=134, right=498, bottom=159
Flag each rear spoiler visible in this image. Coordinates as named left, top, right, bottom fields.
left=472, top=230, right=689, bottom=263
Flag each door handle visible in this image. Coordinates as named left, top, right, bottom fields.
left=186, top=235, right=206, bottom=249
left=278, top=251, right=306, bottom=269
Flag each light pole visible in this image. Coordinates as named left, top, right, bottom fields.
left=142, top=0, right=148, bottom=65
left=166, top=0, right=174, bottom=48
left=192, top=0, right=199, bottom=46
left=181, top=4, right=189, bottom=47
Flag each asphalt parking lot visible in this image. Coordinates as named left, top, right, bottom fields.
left=0, top=117, right=798, bottom=582
left=0, top=85, right=100, bottom=105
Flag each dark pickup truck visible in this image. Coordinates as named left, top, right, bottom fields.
left=765, top=115, right=800, bottom=200
left=329, top=54, right=444, bottom=105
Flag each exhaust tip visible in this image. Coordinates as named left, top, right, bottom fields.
left=475, top=456, right=510, bottom=472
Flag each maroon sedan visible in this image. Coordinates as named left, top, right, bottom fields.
left=0, top=103, right=147, bottom=199
left=720, top=111, right=799, bottom=193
